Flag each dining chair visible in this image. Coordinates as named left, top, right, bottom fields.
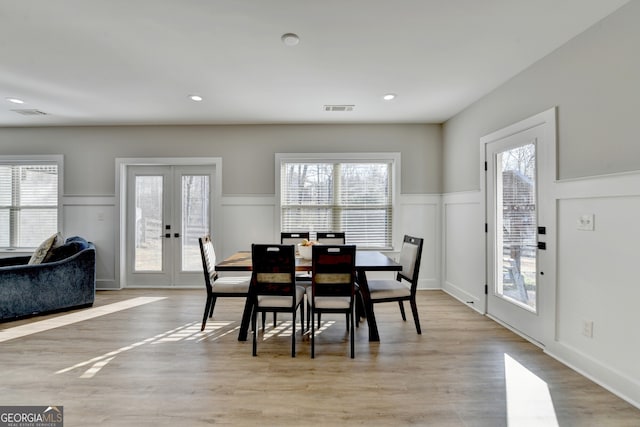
left=198, top=235, right=250, bottom=331
left=315, top=233, right=350, bottom=328
left=316, top=232, right=346, bottom=244
left=250, top=244, right=305, bottom=357
left=307, top=245, right=357, bottom=358
left=364, top=235, right=424, bottom=335
left=271, top=232, right=311, bottom=327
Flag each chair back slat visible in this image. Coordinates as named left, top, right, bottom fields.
left=280, top=232, right=310, bottom=245
left=316, top=232, right=346, bottom=245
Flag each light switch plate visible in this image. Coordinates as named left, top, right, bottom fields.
left=577, top=214, right=595, bottom=231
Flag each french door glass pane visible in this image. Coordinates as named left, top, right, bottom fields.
left=182, top=175, right=209, bottom=271
left=496, top=143, right=537, bottom=311
left=135, top=176, right=163, bottom=272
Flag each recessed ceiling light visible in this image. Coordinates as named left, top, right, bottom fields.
left=189, top=95, right=203, bottom=102
left=383, top=93, right=396, bottom=101
left=281, top=33, right=300, bottom=46
left=6, top=97, right=25, bottom=104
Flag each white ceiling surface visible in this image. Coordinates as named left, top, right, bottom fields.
left=0, top=0, right=630, bottom=127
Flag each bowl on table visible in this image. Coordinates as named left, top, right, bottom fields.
left=297, top=242, right=317, bottom=260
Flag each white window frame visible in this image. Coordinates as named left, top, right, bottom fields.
left=275, top=152, right=400, bottom=250
left=0, top=155, right=64, bottom=251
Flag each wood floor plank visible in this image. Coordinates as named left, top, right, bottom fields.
left=0, top=289, right=638, bottom=426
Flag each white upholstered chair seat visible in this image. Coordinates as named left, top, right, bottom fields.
left=257, top=286, right=305, bottom=308
left=306, top=288, right=351, bottom=309
left=212, top=277, right=250, bottom=293
left=367, top=279, right=411, bottom=300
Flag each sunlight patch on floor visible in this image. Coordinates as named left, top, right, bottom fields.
left=261, top=320, right=336, bottom=340
left=0, top=297, right=167, bottom=343
left=504, top=353, right=559, bottom=427
left=57, top=320, right=236, bottom=378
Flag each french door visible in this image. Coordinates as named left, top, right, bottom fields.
left=483, top=108, right=556, bottom=346
left=125, top=165, right=213, bottom=287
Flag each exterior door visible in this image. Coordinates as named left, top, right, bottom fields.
left=126, top=165, right=212, bottom=287
left=483, top=108, right=556, bottom=346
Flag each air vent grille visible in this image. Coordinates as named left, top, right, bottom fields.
left=323, top=105, right=355, bottom=112
left=11, top=109, right=48, bottom=116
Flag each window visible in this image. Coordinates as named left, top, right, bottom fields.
left=0, top=156, right=62, bottom=249
left=277, top=153, right=398, bottom=249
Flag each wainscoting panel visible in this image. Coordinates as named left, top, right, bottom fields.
left=398, top=194, right=441, bottom=289
left=442, top=191, right=484, bottom=313
left=547, top=171, right=640, bottom=408
left=63, top=195, right=117, bottom=289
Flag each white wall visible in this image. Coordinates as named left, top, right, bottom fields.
left=441, top=2, right=640, bottom=407
left=550, top=172, right=640, bottom=405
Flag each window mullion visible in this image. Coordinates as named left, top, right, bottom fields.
left=333, top=163, right=341, bottom=232
left=10, top=166, right=20, bottom=247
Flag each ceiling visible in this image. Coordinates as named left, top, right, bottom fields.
left=0, top=0, right=629, bottom=127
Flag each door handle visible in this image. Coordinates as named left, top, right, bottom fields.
left=174, top=233, right=180, bottom=238
left=164, top=233, right=171, bottom=238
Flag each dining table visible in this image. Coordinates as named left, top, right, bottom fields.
left=215, top=249, right=402, bottom=342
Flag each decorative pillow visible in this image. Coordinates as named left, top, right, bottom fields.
left=28, top=232, right=64, bottom=265
left=44, top=241, right=84, bottom=263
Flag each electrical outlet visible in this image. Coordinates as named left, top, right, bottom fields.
left=577, top=214, right=595, bottom=231
left=582, top=320, right=594, bottom=338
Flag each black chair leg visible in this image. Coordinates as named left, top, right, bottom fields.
left=261, top=312, right=266, bottom=330
left=252, top=309, right=258, bottom=356
left=311, top=308, right=315, bottom=359
left=291, top=312, right=296, bottom=358
left=201, top=295, right=212, bottom=331
left=273, top=313, right=277, bottom=327
left=350, top=309, right=355, bottom=359
left=355, top=291, right=364, bottom=327
left=398, top=301, right=407, bottom=321
left=410, top=298, right=421, bottom=334
left=208, top=297, right=217, bottom=318
left=300, top=304, right=305, bottom=336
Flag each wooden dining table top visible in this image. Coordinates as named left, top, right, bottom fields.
left=215, top=250, right=402, bottom=272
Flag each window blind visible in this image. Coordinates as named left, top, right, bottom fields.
left=280, top=160, right=392, bottom=249
left=0, top=163, right=59, bottom=248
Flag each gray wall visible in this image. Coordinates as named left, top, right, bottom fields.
left=0, top=123, right=442, bottom=196
left=442, top=1, right=640, bottom=192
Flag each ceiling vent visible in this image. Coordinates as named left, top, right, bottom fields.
left=323, top=105, right=355, bottom=112
left=11, top=109, right=48, bottom=116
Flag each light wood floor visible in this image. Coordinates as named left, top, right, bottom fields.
left=1, top=289, right=638, bottom=426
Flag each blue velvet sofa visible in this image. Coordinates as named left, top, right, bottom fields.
left=0, top=236, right=96, bottom=322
